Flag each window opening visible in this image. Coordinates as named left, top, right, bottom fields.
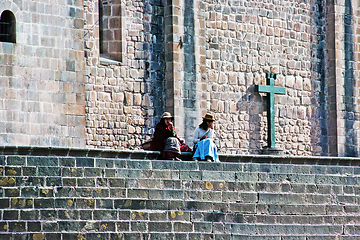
left=0, top=10, right=16, bottom=43
left=99, top=0, right=122, bottom=62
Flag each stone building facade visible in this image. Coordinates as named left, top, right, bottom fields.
left=1, top=0, right=360, bottom=157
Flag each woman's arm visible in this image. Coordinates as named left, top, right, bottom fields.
left=193, top=127, right=201, bottom=145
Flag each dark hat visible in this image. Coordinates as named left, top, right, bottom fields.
left=161, top=112, right=173, bottom=119
left=203, top=113, right=215, bottom=121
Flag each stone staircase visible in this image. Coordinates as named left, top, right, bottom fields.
left=0, top=147, right=360, bottom=239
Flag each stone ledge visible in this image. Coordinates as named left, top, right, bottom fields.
left=1, top=146, right=360, bottom=165
left=220, top=154, right=360, bottom=165
left=0, top=146, right=159, bottom=160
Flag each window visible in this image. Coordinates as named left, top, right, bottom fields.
left=0, top=10, right=16, bottom=43
left=99, top=0, right=123, bottom=62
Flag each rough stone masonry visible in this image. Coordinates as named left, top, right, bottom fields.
left=1, top=0, right=360, bottom=157
left=1, top=148, right=360, bottom=239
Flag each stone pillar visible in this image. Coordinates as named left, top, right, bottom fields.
left=325, top=0, right=360, bottom=157
left=193, top=0, right=208, bottom=135
left=324, top=1, right=338, bottom=156
left=164, top=0, right=203, bottom=145
left=164, top=0, right=182, bottom=124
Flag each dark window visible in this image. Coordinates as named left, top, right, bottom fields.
left=99, top=0, right=122, bottom=62
left=0, top=10, right=16, bottom=43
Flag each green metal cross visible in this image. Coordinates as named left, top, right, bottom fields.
left=255, top=73, right=286, bottom=149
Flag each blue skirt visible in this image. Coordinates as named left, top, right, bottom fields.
left=193, top=138, right=219, bottom=162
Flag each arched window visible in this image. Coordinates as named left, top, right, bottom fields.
left=0, top=10, right=16, bottom=43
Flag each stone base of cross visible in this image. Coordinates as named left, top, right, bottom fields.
left=255, top=73, right=285, bottom=155
left=260, top=146, right=283, bottom=155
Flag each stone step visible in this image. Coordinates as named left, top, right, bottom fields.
left=2, top=146, right=360, bottom=165
left=2, top=149, right=360, bottom=238
left=3, top=154, right=360, bottom=175
left=1, top=232, right=359, bottom=240
left=3, top=190, right=359, bottom=207
left=5, top=177, right=359, bottom=199
left=231, top=235, right=360, bottom=240
left=1, top=219, right=359, bottom=233
left=5, top=167, right=359, bottom=184
left=3, top=198, right=360, bottom=218
left=1, top=224, right=359, bottom=239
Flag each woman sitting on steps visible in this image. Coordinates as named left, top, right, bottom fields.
left=192, top=113, right=219, bottom=162
left=150, top=112, right=184, bottom=161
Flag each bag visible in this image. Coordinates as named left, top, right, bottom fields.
left=164, top=137, right=181, bottom=154
left=180, top=142, right=192, bottom=152
left=141, top=137, right=153, bottom=150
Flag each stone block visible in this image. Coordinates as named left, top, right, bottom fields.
left=42, top=221, right=59, bottom=232
left=5, top=166, right=21, bottom=176
left=6, top=156, right=26, bottom=165
left=239, top=192, right=257, bottom=203
left=35, top=199, right=56, bottom=210
left=128, top=189, right=149, bottom=199
left=84, top=168, right=102, bottom=177
left=174, top=222, right=193, bottom=232
left=110, top=188, right=126, bottom=198
left=235, top=172, right=258, bottom=182
left=202, top=191, right=222, bottom=202
left=131, top=221, right=147, bottom=232
left=202, top=171, right=235, bottom=181
left=194, top=222, right=213, bottom=233
left=117, top=169, right=141, bottom=178
left=93, top=210, right=118, bottom=220
left=180, top=170, right=202, bottom=180
left=163, top=190, right=184, bottom=199
left=59, top=158, right=76, bottom=167
left=127, top=160, right=151, bottom=169
left=226, top=223, right=255, bottom=234
left=3, top=210, right=18, bottom=220
left=344, top=225, right=360, bottom=235
left=95, top=159, right=114, bottom=168
left=38, top=167, right=61, bottom=176
left=76, top=157, right=95, bottom=167
left=148, top=221, right=172, bottom=232
left=152, top=170, right=172, bottom=179
left=8, top=221, right=26, bottom=232
left=27, top=156, right=59, bottom=166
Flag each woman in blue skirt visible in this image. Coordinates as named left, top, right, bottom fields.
left=192, top=113, right=219, bottom=162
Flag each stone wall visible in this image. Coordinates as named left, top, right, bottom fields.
left=1, top=148, right=360, bottom=239
left=82, top=0, right=360, bottom=156
left=84, top=0, right=165, bottom=149
left=0, top=0, right=86, bottom=147
left=331, top=0, right=360, bottom=157
left=1, top=0, right=360, bottom=157
left=201, top=0, right=319, bottom=155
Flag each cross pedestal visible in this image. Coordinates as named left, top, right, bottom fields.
left=255, top=73, right=286, bottom=155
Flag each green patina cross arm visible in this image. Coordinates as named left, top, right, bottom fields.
left=255, top=73, right=286, bottom=149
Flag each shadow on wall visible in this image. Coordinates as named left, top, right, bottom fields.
left=343, top=0, right=358, bottom=157
left=312, top=0, right=329, bottom=156
left=145, top=0, right=166, bottom=134
left=183, top=0, right=197, bottom=145
left=314, top=0, right=358, bottom=157
left=237, top=86, right=263, bottom=154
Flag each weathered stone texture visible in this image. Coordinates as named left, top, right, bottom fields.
left=1, top=0, right=360, bottom=157
left=1, top=150, right=360, bottom=238
left=84, top=0, right=165, bottom=149
left=0, top=0, right=85, bottom=147
left=201, top=0, right=318, bottom=155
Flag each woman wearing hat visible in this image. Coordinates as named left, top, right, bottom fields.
left=192, top=113, right=219, bottom=162
left=150, top=112, right=182, bottom=160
